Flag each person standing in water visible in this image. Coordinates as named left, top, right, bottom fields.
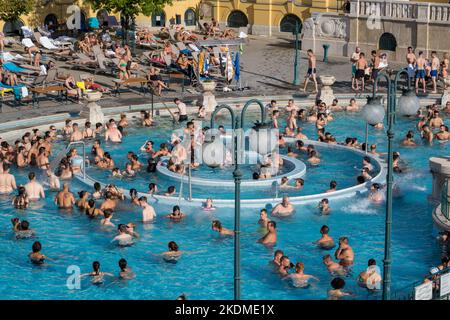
left=314, top=225, right=335, bottom=249
left=55, top=183, right=75, bottom=209
left=257, top=221, right=277, bottom=245
left=24, top=172, right=45, bottom=201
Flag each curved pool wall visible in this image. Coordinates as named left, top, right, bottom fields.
left=156, top=153, right=307, bottom=188
left=0, top=95, right=390, bottom=208
left=70, top=138, right=386, bottom=208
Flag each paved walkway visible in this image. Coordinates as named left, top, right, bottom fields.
left=0, top=35, right=414, bottom=124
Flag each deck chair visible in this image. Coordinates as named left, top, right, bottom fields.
left=97, top=53, right=117, bottom=75
left=188, top=43, right=200, bottom=52
left=39, top=36, right=61, bottom=50
left=3, top=62, right=37, bottom=75
left=171, top=44, right=180, bottom=56
left=168, top=29, right=177, bottom=41
left=22, top=38, right=36, bottom=48
left=92, top=45, right=102, bottom=57
left=177, top=42, right=188, bottom=51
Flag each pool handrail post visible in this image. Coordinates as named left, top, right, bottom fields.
left=372, top=71, right=393, bottom=300
left=372, top=69, right=409, bottom=300
left=364, top=122, right=368, bottom=154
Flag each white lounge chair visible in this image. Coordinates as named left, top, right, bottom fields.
left=39, top=36, right=61, bottom=50
left=21, top=38, right=36, bottom=48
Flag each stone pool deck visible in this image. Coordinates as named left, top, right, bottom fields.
left=2, top=35, right=443, bottom=130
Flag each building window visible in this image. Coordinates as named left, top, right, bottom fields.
left=227, top=11, right=248, bottom=28
left=3, top=20, right=24, bottom=36
left=97, top=9, right=109, bottom=27
left=44, top=14, right=58, bottom=30
left=152, top=11, right=166, bottom=27
left=185, top=8, right=196, bottom=26
left=280, top=14, right=302, bottom=33
left=379, top=33, right=397, bottom=51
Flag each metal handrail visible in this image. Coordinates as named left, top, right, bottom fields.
left=49, top=140, right=87, bottom=180
left=441, top=179, right=450, bottom=220
left=392, top=266, right=450, bottom=300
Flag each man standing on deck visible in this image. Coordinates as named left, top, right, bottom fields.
left=406, top=47, right=416, bottom=82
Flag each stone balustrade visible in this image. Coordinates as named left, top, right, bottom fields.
left=350, top=0, right=450, bottom=23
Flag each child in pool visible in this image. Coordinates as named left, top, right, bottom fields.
left=28, top=241, right=52, bottom=264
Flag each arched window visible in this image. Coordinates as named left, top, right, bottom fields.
left=227, top=11, right=248, bottom=28
left=152, top=11, right=166, bottom=27
left=280, top=14, right=302, bottom=33
left=44, top=14, right=58, bottom=29
left=185, top=8, right=197, bottom=26
left=3, top=20, right=24, bottom=36
left=379, top=33, right=397, bottom=51
left=97, top=9, right=109, bottom=27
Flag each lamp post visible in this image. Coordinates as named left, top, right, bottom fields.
left=204, top=99, right=267, bottom=300
left=293, top=21, right=301, bottom=86
left=361, top=70, right=420, bottom=300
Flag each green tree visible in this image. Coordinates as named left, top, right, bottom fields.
left=0, top=0, right=35, bottom=22
left=87, top=0, right=172, bottom=45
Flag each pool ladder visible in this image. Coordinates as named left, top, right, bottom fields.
left=49, top=141, right=87, bottom=180
left=178, top=163, right=193, bottom=205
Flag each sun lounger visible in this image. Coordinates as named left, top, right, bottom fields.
left=112, top=77, right=149, bottom=96
left=39, top=36, right=62, bottom=50
left=22, top=38, right=36, bottom=48
left=3, top=62, right=36, bottom=75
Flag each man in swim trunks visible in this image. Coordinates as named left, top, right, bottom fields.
left=334, top=237, right=354, bottom=267
left=70, top=123, right=84, bottom=142
left=302, top=49, right=318, bottom=93
left=138, top=196, right=156, bottom=222
left=355, top=52, right=368, bottom=93
left=406, top=46, right=416, bottom=81
left=55, top=183, right=75, bottom=209
left=431, top=51, right=440, bottom=93
left=105, top=123, right=122, bottom=143
left=257, top=220, right=277, bottom=245
left=323, top=254, right=345, bottom=275
left=430, top=110, right=444, bottom=129
left=415, top=51, right=426, bottom=94
left=0, top=163, right=16, bottom=194
left=24, top=171, right=45, bottom=200
left=271, top=195, right=294, bottom=216
left=371, top=50, right=380, bottom=90
left=350, top=47, right=361, bottom=90
left=314, top=225, right=335, bottom=248
left=436, top=125, right=450, bottom=141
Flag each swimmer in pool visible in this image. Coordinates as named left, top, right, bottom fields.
left=100, top=192, right=117, bottom=211
left=126, top=222, right=140, bottom=238
left=203, top=198, right=215, bottom=211
left=257, top=220, right=277, bottom=245
left=277, top=256, right=294, bottom=277
left=271, top=196, right=294, bottom=217
left=271, top=250, right=284, bottom=268
left=118, top=258, right=135, bottom=280
left=111, top=224, right=133, bottom=246
left=211, top=220, right=234, bottom=236
left=0, top=163, right=17, bottom=194
left=258, top=209, right=269, bottom=228
left=327, top=277, right=351, bottom=300
left=138, top=196, right=156, bottom=222
left=54, top=183, right=75, bottom=209
left=322, top=254, right=346, bottom=275
left=358, top=258, right=382, bottom=290
left=158, top=241, right=184, bottom=261
left=46, top=170, right=60, bottom=190
left=307, top=150, right=321, bottom=165
left=325, top=180, right=337, bottom=193
left=100, top=209, right=114, bottom=227
left=368, top=183, right=383, bottom=203
left=284, top=262, right=319, bottom=286
left=24, top=172, right=45, bottom=200
left=129, top=188, right=140, bottom=206
left=81, top=261, right=113, bottom=284
left=12, top=218, right=35, bottom=239
left=313, top=225, right=335, bottom=249
left=105, top=123, right=122, bottom=143
left=28, top=241, right=52, bottom=264
left=334, top=237, right=354, bottom=267
left=166, top=205, right=185, bottom=220
left=318, top=198, right=331, bottom=215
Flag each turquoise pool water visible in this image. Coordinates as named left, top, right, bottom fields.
left=0, top=110, right=443, bottom=299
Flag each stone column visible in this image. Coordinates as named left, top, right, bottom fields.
left=429, top=156, right=450, bottom=203
left=79, top=91, right=104, bottom=125
left=318, top=75, right=336, bottom=106
left=200, top=81, right=218, bottom=114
